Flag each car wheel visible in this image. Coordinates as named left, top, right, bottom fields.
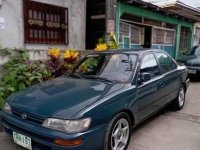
left=173, top=86, right=186, bottom=110
left=104, top=112, right=131, bottom=150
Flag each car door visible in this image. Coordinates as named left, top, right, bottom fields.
left=137, top=53, right=166, bottom=122
left=155, top=52, right=181, bottom=104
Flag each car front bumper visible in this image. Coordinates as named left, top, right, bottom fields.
left=0, top=111, right=107, bottom=150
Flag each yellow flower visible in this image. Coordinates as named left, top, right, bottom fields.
left=63, top=49, right=79, bottom=64
left=63, top=49, right=79, bottom=59
left=95, top=43, right=108, bottom=51
left=48, top=48, right=60, bottom=58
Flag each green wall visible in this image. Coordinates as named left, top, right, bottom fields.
left=115, top=1, right=195, bottom=58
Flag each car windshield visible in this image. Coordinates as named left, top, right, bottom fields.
left=71, top=53, right=138, bottom=83
left=195, top=47, right=200, bottom=55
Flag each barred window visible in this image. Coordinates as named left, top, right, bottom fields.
left=152, top=27, right=175, bottom=45
left=24, top=0, right=68, bottom=44
left=152, top=28, right=165, bottom=44
left=119, top=22, right=130, bottom=42
left=131, top=26, right=141, bottom=44
left=180, top=27, right=190, bottom=53
left=195, top=28, right=200, bottom=45
left=119, top=22, right=141, bottom=45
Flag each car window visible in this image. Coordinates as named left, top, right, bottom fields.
left=155, top=53, right=174, bottom=74
left=170, top=58, right=177, bottom=69
left=140, top=54, right=160, bottom=79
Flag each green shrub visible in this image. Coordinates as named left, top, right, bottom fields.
left=0, top=50, right=52, bottom=109
left=0, top=49, right=80, bottom=109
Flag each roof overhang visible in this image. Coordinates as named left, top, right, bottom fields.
left=146, top=0, right=200, bottom=22
left=120, top=0, right=196, bottom=23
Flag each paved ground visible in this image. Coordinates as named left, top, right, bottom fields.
left=128, top=80, right=200, bottom=150
left=0, top=81, right=200, bottom=150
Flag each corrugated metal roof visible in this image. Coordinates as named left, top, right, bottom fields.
left=143, top=0, right=200, bottom=22
left=120, top=0, right=197, bottom=22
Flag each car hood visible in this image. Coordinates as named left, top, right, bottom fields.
left=8, top=76, right=125, bottom=119
left=177, top=55, right=200, bottom=66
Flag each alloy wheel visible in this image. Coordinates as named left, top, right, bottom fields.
left=111, top=118, right=130, bottom=150
left=178, top=88, right=185, bottom=107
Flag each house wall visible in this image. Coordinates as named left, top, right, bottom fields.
left=0, top=51, right=7, bottom=77
left=194, top=22, right=200, bottom=46
left=0, top=0, right=86, bottom=50
left=115, top=1, right=194, bottom=58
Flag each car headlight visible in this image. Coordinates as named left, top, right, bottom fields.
left=42, top=118, right=91, bottom=133
left=3, top=102, right=12, bottom=114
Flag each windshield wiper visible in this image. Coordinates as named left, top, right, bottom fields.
left=82, top=75, right=114, bottom=83
left=67, top=73, right=114, bottom=83
left=67, top=73, right=84, bottom=79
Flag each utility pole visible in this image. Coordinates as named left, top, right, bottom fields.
left=106, top=0, right=116, bottom=33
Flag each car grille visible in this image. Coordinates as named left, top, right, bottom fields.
left=12, top=107, right=44, bottom=124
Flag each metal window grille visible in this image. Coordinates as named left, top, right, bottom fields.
left=119, top=22, right=141, bottom=45
left=195, top=28, right=200, bottom=44
left=152, top=27, right=175, bottom=45
left=180, top=27, right=190, bottom=53
left=23, top=0, right=68, bottom=44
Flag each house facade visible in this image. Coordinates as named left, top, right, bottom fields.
left=142, top=0, right=200, bottom=54
left=194, top=23, right=200, bottom=46
left=113, top=0, right=197, bottom=58
left=0, top=0, right=86, bottom=50
left=0, top=0, right=199, bottom=59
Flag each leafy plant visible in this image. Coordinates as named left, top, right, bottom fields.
left=95, top=43, right=108, bottom=51
left=109, top=32, right=119, bottom=49
left=77, top=57, right=100, bottom=73
left=0, top=50, right=52, bottom=109
left=47, top=49, right=80, bottom=77
left=94, top=32, right=119, bottom=51
left=0, top=48, right=81, bottom=109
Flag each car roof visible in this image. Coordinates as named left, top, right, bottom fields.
left=93, top=48, right=165, bottom=56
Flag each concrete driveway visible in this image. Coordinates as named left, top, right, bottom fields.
left=0, top=81, right=200, bottom=150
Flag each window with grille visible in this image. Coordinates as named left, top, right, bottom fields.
left=180, top=27, right=190, bottom=53
left=119, top=22, right=141, bottom=46
left=195, top=28, right=200, bottom=45
left=23, top=0, right=68, bottom=44
left=152, top=27, right=175, bottom=45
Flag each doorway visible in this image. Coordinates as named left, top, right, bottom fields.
left=143, top=26, right=152, bottom=48
left=86, top=0, right=106, bottom=49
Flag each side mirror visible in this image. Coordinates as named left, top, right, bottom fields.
left=139, top=72, right=151, bottom=83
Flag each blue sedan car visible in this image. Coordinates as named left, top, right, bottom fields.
left=177, top=45, right=200, bottom=77
left=1, top=49, right=189, bottom=150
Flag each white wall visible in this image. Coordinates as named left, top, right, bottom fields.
left=0, top=0, right=86, bottom=50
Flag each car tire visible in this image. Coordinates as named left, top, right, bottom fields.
left=103, top=112, right=132, bottom=150
left=172, top=86, right=186, bottom=110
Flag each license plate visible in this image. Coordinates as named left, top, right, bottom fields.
left=13, top=132, right=32, bottom=150
left=188, top=69, right=196, bottom=74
